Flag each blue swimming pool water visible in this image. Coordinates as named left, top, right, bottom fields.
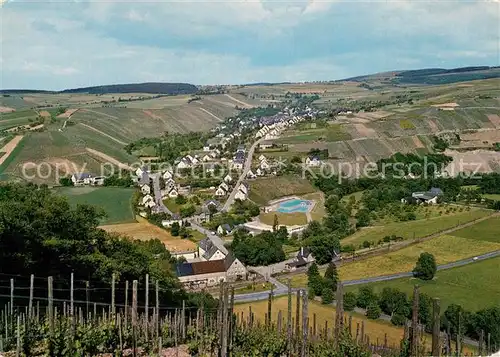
left=277, top=199, right=312, bottom=213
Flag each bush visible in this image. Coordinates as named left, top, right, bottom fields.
left=391, top=313, right=407, bottom=326
left=362, top=240, right=371, bottom=249
left=356, top=287, right=378, bottom=309
left=413, top=252, right=437, bottom=280
left=343, top=292, right=357, bottom=312
left=59, top=177, right=73, bottom=186
left=366, top=303, right=382, bottom=319
left=321, top=288, right=334, bottom=304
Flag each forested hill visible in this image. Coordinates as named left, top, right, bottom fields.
left=1, top=82, right=199, bottom=95
left=60, top=82, right=198, bottom=95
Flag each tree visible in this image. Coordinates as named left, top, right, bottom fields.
left=442, top=304, right=469, bottom=338
left=344, top=292, right=357, bottom=312
left=366, top=303, right=382, bottom=319
left=180, top=205, right=196, bottom=218
left=273, top=214, right=279, bottom=232
left=59, top=177, right=73, bottom=186
left=309, top=233, right=341, bottom=265
left=321, top=288, right=334, bottom=304
left=175, top=195, right=187, bottom=205
left=391, top=313, right=407, bottom=326
left=307, top=263, right=323, bottom=296
left=356, top=287, right=378, bottom=309
left=413, top=252, right=437, bottom=280
left=355, top=209, right=371, bottom=228
left=324, top=262, right=338, bottom=291
left=170, top=222, right=180, bottom=236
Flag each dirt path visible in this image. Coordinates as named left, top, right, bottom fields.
left=0, top=135, right=24, bottom=166
left=79, top=123, right=128, bottom=145
left=199, top=108, right=223, bottom=122
left=83, top=109, right=119, bottom=119
left=85, top=148, right=133, bottom=171
left=224, top=94, right=253, bottom=108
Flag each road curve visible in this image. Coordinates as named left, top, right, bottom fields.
left=233, top=250, right=500, bottom=302
left=222, top=138, right=265, bottom=212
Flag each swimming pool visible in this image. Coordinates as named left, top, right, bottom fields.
left=277, top=199, right=312, bottom=213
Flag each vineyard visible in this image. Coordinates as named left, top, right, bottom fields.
left=0, top=274, right=495, bottom=356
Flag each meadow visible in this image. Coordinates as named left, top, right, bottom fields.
left=234, top=297, right=408, bottom=348
left=54, top=186, right=136, bottom=225
left=259, top=212, right=308, bottom=226
left=341, top=209, right=493, bottom=247
left=276, top=124, right=352, bottom=145
left=99, top=219, right=198, bottom=254
left=248, top=175, right=317, bottom=205
left=283, top=234, right=500, bottom=287
left=450, top=215, right=500, bottom=243
left=345, top=256, right=500, bottom=312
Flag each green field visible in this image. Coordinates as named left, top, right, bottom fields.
left=259, top=212, right=308, bottom=226
left=248, top=175, right=317, bottom=205
left=54, top=187, right=136, bottom=225
left=341, top=209, right=493, bottom=247
left=345, top=256, right=500, bottom=312
left=276, top=124, right=351, bottom=144
left=483, top=194, right=500, bottom=201
left=450, top=216, right=500, bottom=243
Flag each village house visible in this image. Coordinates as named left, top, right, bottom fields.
left=203, top=199, right=220, bottom=213
left=406, top=187, right=443, bottom=205
left=198, top=237, right=226, bottom=261
left=167, top=187, right=179, bottom=198
left=202, top=154, right=212, bottom=162
left=177, top=157, right=192, bottom=169
left=234, top=190, right=247, bottom=201
left=217, top=224, right=233, bottom=235
left=223, top=174, right=233, bottom=183
left=71, top=173, right=93, bottom=186
left=258, top=154, right=267, bottom=162
left=259, top=141, right=274, bottom=150
left=219, top=182, right=230, bottom=192
left=305, top=156, right=322, bottom=167
left=232, top=159, right=244, bottom=170
left=90, top=176, right=105, bottom=186
left=260, top=160, right=270, bottom=170
left=140, top=183, right=151, bottom=195
left=162, top=170, right=173, bottom=180
left=247, top=170, right=256, bottom=179
left=285, top=247, right=315, bottom=271
left=238, top=182, right=249, bottom=196
left=203, top=144, right=211, bottom=152
left=215, top=186, right=227, bottom=197
left=176, top=255, right=247, bottom=288
left=256, top=168, right=264, bottom=176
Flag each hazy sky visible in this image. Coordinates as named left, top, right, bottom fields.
left=1, top=0, right=499, bottom=90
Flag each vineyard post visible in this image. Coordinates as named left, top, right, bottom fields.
left=334, top=282, right=343, bottom=347
left=229, top=287, right=235, bottom=353
left=125, top=280, right=129, bottom=328
left=456, top=310, right=462, bottom=356
left=132, top=280, right=138, bottom=357
left=487, top=333, right=491, bottom=355
left=479, top=330, right=484, bottom=356
left=10, top=279, right=14, bottom=316
left=295, top=290, right=301, bottom=355
left=348, top=315, right=352, bottom=336
left=312, top=313, right=316, bottom=339
left=324, top=321, right=328, bottom=340
left=384, top=333, right=388, bottom=349
left=70, top=272, right=74, bottom=317
left=155, top=280, right=159, bottom=344
left=16, top=314, right=20, bottom=357
left=145, top=273, right=149, bottom=330
left=181, top=300, right=186, bottom=341
left=287, top=279, right=292, bottom=355
left=28, top=274, right=34, bottom=318
left=301, top=289, right=308, bottom=357
left=117, top=313, right=123, bottom=353
left=411, top=285, right=419, bottom=357
left=432, top=298, right=440, bottom=357
left=221, top=284, right=229, bottom=357
left=356, top=322, right=359, bottom=342
left=48, top=276, right=53, bottom=336
left=218, top=283, right=224, bottom=342
left=446, top=324, right=451, bottom=355
left=361, top=321, right=365, bottom=344
left=248, top=305, right=253, bottom=328
left=267, top=291, right=272, bottom=327
left=277, top=310, right=283, bottom=333
left=111, top=273, right=116, bottom=316
left=85, top=281, right=89, bottom=318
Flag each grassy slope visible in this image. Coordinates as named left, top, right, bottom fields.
left=450, top=216, right=500, bottom=243
left=345, top=256, right=500, bottom=312
left=249, top=175, right=317, bottom=205
left=259, top=212, right=308, bottom=226
left=341, top=209, right=492, bottom=246
left=284, top=234, right=500, bottom=287
left=54, top=187, right=136, bottom=225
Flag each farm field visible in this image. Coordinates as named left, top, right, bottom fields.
left=100, top=220, right=198, bottom=254
left=248, top=175, right=317, bottom=205
left=483, top=193, right=500, bottom=201
left=450, top=215, right=500, bottom=243
left=276, top=124, right=352, bottom=144
left=54, top=187, right=136, bottom=225
left=0, top=135, right=26, bottom=173
left=283, top=234, right=500, bottom=287
left=345, top=256, right=500, bottom=312
left=259, top=212, right=308, bottom=226
left=341, top=208, right=493, bottom=247
left=234, top=297, right=411, bottom=348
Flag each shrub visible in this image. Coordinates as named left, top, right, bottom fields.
left=321, top=288, right=334, bottom=304
left=343, top=292, right=357, bottom=312
left=366, top=303, right=382, bottom=319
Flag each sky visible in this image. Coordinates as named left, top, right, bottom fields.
left=0, top=0, right=499, bottom=90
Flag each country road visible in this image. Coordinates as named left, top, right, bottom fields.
left=222, top=138, right=265, bottom=212
left=233, top=250, right=500, bottom=302
left=150, top=173, right=174, bottom=216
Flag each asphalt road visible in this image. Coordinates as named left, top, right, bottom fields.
left=233, top=250, right=500, bottom=302
left=189, top=220, right=228, bottom=254
left=222, top=138, right=265, bottom=212
left=150, top=173, right=174, bottom=215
